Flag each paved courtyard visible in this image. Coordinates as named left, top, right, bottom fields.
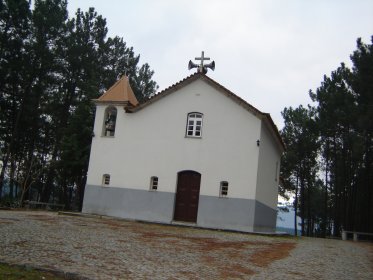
left=0, top=210, right=372, bottom=279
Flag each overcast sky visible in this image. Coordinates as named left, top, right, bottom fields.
left=66, top=0, right=373, bottom=128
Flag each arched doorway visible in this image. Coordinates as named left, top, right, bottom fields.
left=173, top=171, right=201, bottom=223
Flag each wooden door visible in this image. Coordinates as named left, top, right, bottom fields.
left=173, top=171, right=201, bottom=223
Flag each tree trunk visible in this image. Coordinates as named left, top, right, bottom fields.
left=0, top=153, right=10, bottom=200
left=324, top=159, right=328, bottom=237
left=0, top=81, right=32, bottom=200
left=294, top=175, right=299, bottom=236
left=300, top=176, right=305, bottom=236
left=8, top=159, right=16, bottom=200
left=307, top=177, right=311, bottom=236
left=76, top=173, right=87, bottom=211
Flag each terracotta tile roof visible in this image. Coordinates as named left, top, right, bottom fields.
left=94, top=76, right=139, bottom=106
left=127, top=72, right=285, bottom=151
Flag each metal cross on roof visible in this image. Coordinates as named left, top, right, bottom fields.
left=188, top=51, right=215, bottom=74
left=195, top=51, right=210, bottom=68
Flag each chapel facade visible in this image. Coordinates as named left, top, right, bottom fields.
left=82, top=72, right=284, bottom=232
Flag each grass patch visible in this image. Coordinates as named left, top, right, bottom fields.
left=0, top=263, right=66, bottom=280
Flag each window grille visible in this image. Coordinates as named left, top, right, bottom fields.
left=102, top=174, right=110, bottom=186
left=150, top=176, right=158, bottom=190
left=220, top=181, right=228, bottom=197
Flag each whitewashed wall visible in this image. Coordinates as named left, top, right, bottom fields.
left=255, top=122, right=282, bottom=209
left=87, top=79, right=262, bottom=199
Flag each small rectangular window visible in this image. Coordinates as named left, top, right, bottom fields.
left=150, top=176, right=158, bottom=190
left=102, top=174, right=110, bottom=186
left=220, top=181, right=228, bottom=197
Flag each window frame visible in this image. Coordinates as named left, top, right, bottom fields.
left=185, top=112, right=203, bottom=138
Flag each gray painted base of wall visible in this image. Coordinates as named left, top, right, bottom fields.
left=197, top=196, right=256, bottom=232
left=254, top=199, right=277, bottom=232
left=82, top=185, right=175, bottom=223
left=82, top=184, right=276, bottom=233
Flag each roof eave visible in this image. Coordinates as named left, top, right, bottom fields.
left=93, top=99, right=136, bottom=107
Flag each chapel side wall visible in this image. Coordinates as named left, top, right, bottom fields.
left=254, top=122, right=282, bottom=231
left=85, top=79, right=262, bottom=200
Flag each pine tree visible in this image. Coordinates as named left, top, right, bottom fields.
left=349, top=37, right=373, bottom=233
left=0, top=0, right=158, bottom=210
left=281, top=36, right=373, bottom=237
left=280, top=105, right=319, bottom=236
left=0, top=0, right=32, bottom=201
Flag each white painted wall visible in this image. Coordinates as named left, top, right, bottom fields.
left=87, top=79, right=262, bottom=199
left=255, top=122, right=282, bottom=209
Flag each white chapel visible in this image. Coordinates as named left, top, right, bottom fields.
left=82, top=60, right=285, bottom=233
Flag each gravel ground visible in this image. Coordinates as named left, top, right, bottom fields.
left=0, top=210, right=372, bottom=279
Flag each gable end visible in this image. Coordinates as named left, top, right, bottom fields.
left=126, top=72, right=285, bottom=152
